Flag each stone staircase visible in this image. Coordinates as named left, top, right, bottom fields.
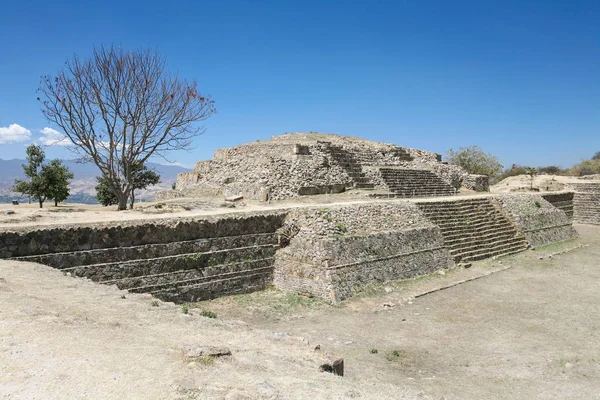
left=417, top=198, right=528, bottom=262
left=376, top=168, right=456, bottom=198
left=13, top=231, right=280, bottom=303
left=541, top=192, right=574, bottom=219
left=318, top=142, right=374, bottom=189
left=568, top=183, right=600, bottom=224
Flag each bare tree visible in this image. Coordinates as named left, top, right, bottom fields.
left=38, top=46, right=216, bottom=210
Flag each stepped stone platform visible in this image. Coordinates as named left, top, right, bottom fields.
left=565, top=182, right=600, bottom=224
left=542, top=192, right=574, bottom=219
left=5, top=213, right=286, bottom=303
left=416, top=198, right=528, bottom=262
left=0, top=192, right=578, bottom=303
left=157, top=132, right=489, bottom=202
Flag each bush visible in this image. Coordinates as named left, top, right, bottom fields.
left=445, top=146, right=503, bottom=178
left=568, top=159, right=600, bottom=176
left=537, top=166, right=564, bottom=175
left=498, top=165, right=531, bottom=182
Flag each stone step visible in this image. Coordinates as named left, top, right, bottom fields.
left=116, top=258, right=274, bottom=291
left=444, top=228, right=520, bottom=243
left=12, top=233, right=278, bottom=269
left=447, top=235, right=523, bottom=253
left=368, top=192, right=453, bottom=199
left=429, top=209, right=507, bottom=221
left=148, top=269, right=275, bottom=303
left=62, top=245, right=278, bottom=282
left=434, top=216, right=512, bottom=230
left=440, top=225, right=517, bottom=240
left=456, top=244, right=527, bottom=263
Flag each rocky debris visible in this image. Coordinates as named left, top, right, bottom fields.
left=4, top=210, right=16, bottom=215
left=319, top=355, right=344, bottom=376
left=181, top=345, right=231, bottom=361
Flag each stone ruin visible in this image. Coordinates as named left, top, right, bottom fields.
left=156, top=132, right=489, bottom=201
left=0, top=133, right=590, bottom=304
left=1, top=193, right=578, bottom=303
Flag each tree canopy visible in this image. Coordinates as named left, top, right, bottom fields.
left=96, top=163, right=160, bottom=208
left=13, top=144, right=73, bottom=208
left=445, top=146, right=503, bottom=178
left=38, top=45, right=215, bottom=210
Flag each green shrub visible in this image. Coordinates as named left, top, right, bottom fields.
left=199, top=311, right=217, bottom=319
left=181, top=303, right=189, bottom=314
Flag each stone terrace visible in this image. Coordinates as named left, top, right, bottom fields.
left=0, top=192, right=579, bottom=302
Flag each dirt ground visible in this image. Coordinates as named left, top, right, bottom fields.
left=0, top=190, right=491, bottom=230
left=197, top=224, right=600, bottom=399
left=490, top=174, right=587, bottom=193
left=2, top=225, right=600, bottom=399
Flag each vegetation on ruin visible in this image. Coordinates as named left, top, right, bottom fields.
left=445, top=145, right=503, bottom=178
left=13, top=144, right=74, bottom=208
left=38, top=45, right=216, bottom=210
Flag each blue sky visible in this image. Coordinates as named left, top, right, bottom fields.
left=0, top=0, right=598, bottom=169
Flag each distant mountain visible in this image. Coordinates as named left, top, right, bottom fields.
left=0, top=159, right=190, bottom=204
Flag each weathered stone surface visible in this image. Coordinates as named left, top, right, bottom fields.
left=273, top=202, right=453, bottom=301
left=157, top=132, right=477, bottom=201
left=496, top=194, right=578, bottom=246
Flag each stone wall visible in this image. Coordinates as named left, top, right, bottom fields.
left=564, top=182, right=600, bottom=224
left=461, top=174, right=490, bottom=192
left=273, top=203, right=453, bottom=301
left=495, top=194, right=578, bottom=246
left=541, top=192, right=574, bottom=219
left=1, top=212, right=286, bottom=303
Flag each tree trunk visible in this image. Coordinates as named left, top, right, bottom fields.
left=39, top=199, right=43, bottom=208
left=117, top=195, right=128, bottom=211
left=55, top=199, right=58, bottom=207
left=129, top=191, right=135, bottom=209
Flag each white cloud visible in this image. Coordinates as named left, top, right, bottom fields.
left=39, top=127, right=71, bottom=146
left=0, top=124, right=31, bottom=144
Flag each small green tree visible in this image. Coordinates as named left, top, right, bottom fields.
left=95, top=175, right=118, bottom=206
left=592, top=151, right=600, bottom=160
left=44, top=159, right=75, bottom=206
left=130, top=166, right=160, bottom=208
left=95, top=163, right=160, bottom=208
left=13, top=145, right=49, bottom=208
left=13, top=144, right=74, bottom=208
left=13, top=145, right=74, bottom=208
left=527, top=167, right=538, bottom=190
left=446, top=146, right=503, bottom=178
